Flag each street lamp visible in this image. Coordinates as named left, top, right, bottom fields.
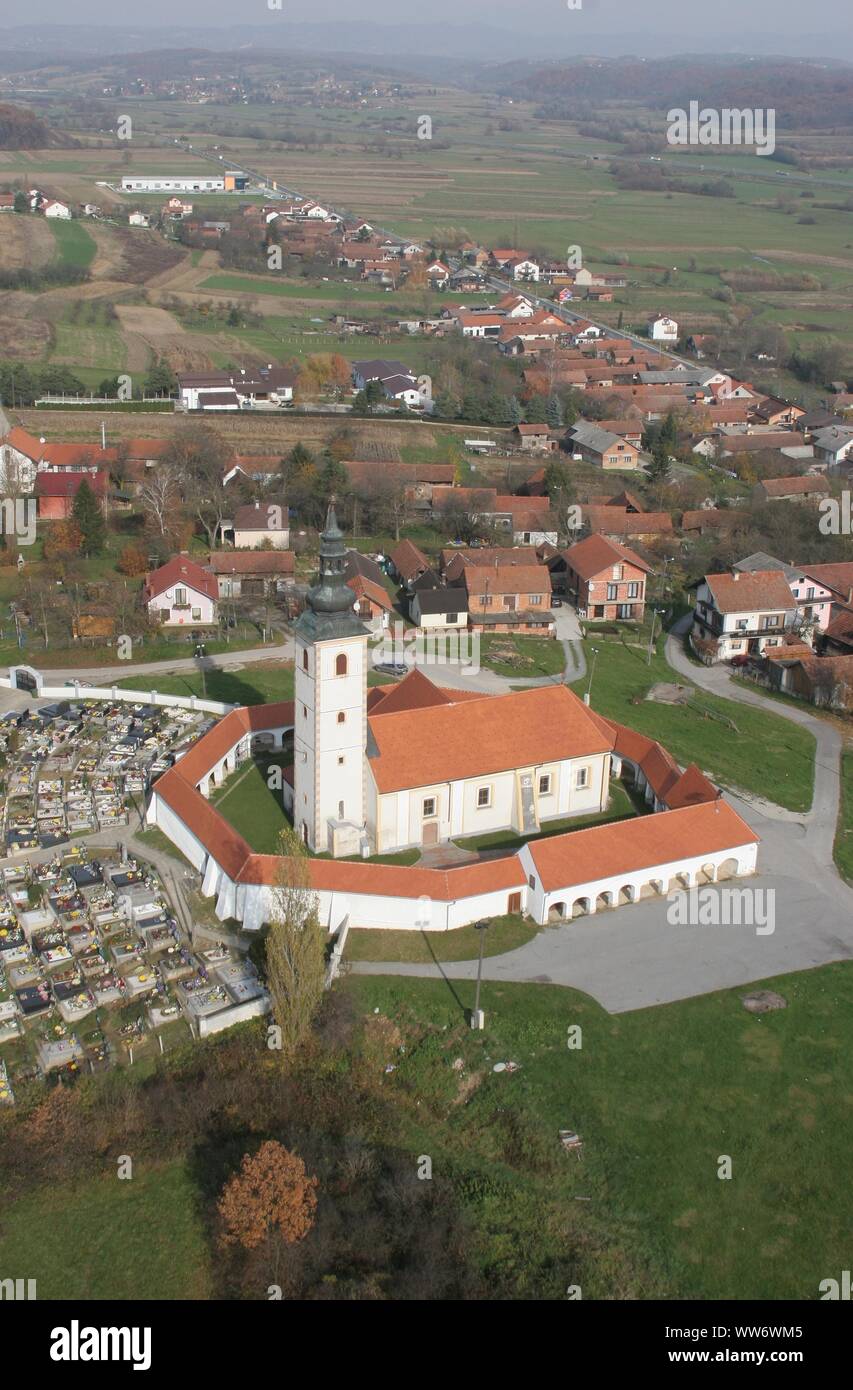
left=471, top=919, right=489, bottom=1029
left=585, top=646, right=599, bottom=705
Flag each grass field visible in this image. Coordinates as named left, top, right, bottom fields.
left=48, top=218, right=97, bottom=271
left=478, top=634, right=567, bottom=680
left=572, top=629, right=816, bottom=812
left=0, top=1160, right=212, bottom=1300
left=345, top=912, right=538, bottom=962
left=345, top=964, right=853, bottom=1299
left=833, top=750, right=853, bottom=883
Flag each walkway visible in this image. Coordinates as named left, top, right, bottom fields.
left=352, top=618, right=853, bottom=1013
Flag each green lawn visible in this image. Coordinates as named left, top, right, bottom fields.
left=833, top=750, right=853, bottom=883
left=115, top=662, right=295, bottom=706
left=451, top=780, right=647, bottom=854
left=48, top=217, right=97, bottom=270
left=478, top=634, right=566, bottom=680
left=0, top=1160, right=212, bottom=1300
left=210, top=755, right=290, bottom=853
left=346, top=912, right=538, bottom=963
left=345, top=963, right=853, bottom=1299
left=572, top=632, right=816, bottom=812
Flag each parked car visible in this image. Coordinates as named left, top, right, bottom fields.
left=374, top=662, right=407, bottom=678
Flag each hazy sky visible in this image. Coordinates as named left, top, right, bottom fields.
left=0, top=0, right=849, bottom=37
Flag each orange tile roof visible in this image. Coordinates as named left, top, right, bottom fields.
left=239, top=851, right=527, bottom=898
left=758, top=474, right=827, bottom=496
left=367, top=668, right=456, bottom=715
left=143, top=554, right=219, bottom=604
left=704, top=571, right=795, bottom=615
left=528, top=800, right=757, bottom=892
left=462, top=562, right=548, bottom=596
left=347, top=574, right=393, bottom=609
left=391, top=538, right=430, bottom=580
left=564, top=533, right=650, bottom=581
left=367, top=684, right=613, bottom=794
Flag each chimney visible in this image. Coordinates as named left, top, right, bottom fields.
left=733, top=571, right=740, bottom=581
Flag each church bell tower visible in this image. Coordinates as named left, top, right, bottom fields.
left=292, top=502, right=369, bottom=855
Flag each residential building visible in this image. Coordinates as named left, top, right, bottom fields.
left=648, top=314, right=678, bottom=342
left=569, top=421, right=642, bottom=470
left=561, top=534, right=650, bottom=622
left=459, top=562, right=555, bottom=636
left=691, top=571, right=798, bottom=662
left=751, top=476, right=829, bottom=505
left=222, top=501, right=290, bottom=550
left=143, top=555, right=219, bottom=626
left=410, top=588, right=469, bottom=631
left=208, top=550, right=295, bottom=597
left=732, top=552, right=832, bottom=632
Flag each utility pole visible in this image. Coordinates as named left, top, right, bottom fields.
left=585, top=645, right=599, bottom=705
left=471, top=919, right=489, bottom=1029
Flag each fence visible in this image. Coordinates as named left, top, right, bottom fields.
left=0, top=672, right=235, bottom=718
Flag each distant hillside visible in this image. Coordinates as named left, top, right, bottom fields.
left=0, top=102, right=75, bottom=148
left=486, top=58, right=853, bottom=130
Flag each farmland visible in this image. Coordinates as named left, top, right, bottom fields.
left=0, top=77, right=849, bottom=394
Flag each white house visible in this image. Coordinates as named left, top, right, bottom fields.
left=43, top=200, right=71, bottom=220
left=813, top=426, right=853, bottom=468
left=512, top=259, right=541, bottom=282
left=410, top=588, right=468, bottom=631
left=128, top=211, right=151, bottom=227
left=648, top=313, right=678, bottom=342
left=692, top=569, right=799, bottom=662
left=228, top=501, right=290, bottom=550
left=143, top=555, right=219, bottom=627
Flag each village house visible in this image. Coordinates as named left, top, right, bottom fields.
left=410, top=587, right=469, bottom=632
left=221, top=501, right=290, bottom=550
left=143, top=555, right=219, bottom=627
left=568, top=421, right=642, bottom=470
left=440, top=546, right=544, bottom=583
left=390, top=539, right=431, bottom=588
left=812, top=426, right=853, bottom=468
left=580, top=506, right=674, bottom=543
left=457, top=561, right=555, bottom=637
left=34, top=470, right=109, bottom=521
left=178, top=367, right=297, bottom=411
left=513, top=423, right=559, bottom=453
left=347, top=573, right=394, bottom=631
left=208, top=550, right=295, bottom=598
left=560, top=534, right=650, bottom=623
left=732, top=553, right=832, bottom=633
left=751, top=476, right=829, bottom=505
left=691, top=570, right=799, bottom=662
left=648, top=313, right=678, bottom=342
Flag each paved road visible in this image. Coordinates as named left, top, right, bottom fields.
left=353, top=618, right=853, bottom=1012
left=18, top=641, right=295, bottom=688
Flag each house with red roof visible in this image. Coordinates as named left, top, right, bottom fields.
left=34, top=470, right=109, bottom=521
left=560, top=534, right=651, bottom=622
left=692, top=570, right=799, bottom=662
left=143, top=555, right=219, bottom=626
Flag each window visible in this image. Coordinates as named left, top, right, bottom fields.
left=302, top=705, right=307, bottom=719
left=627, top=582, right=639, bottom=598
left=538, top=773, right=552, bottom=795
left=447, top=612, right=458, bottom=624
left=477, top=786, right=491, bottom=808
left=302, top=649, right=308, bottom=670
left=423, top=797, right=436, bottom=818
left=192, top=608, right=201, bottom=621
left=174, top=587, right=186, bottom=606
left=607, top=584, right=618, bottom=601
left=612, top=565, right=624, bottom=580
left=576, top=767, right=589, bottom=789
left=481, top=594, right=492, bottom=607
left=338, top=756, right=344, bottom=766
left=529, top=594, right=542, bottom=606
left=338, top=801, right=344, bottom=819
left=335, top=653, right=348, bottom=676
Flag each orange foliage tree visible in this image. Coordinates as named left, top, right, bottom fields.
left=117, top=543, right=149, bottom=577
left=217, top=1140, right=318, bottom=1250
left=42, top=520, right=83, bottom=560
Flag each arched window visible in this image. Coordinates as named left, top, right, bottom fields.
left=302, top=648, right=308, bottom=671
left=335, top=653, right=348, bottom=676
left=337, top=711, right=346, bottom=724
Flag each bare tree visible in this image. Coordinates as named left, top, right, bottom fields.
left=140, top=466, right=182, bottom=540
left=266, top=826, right=327, bottom=1058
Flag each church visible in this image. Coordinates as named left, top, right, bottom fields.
left=289, top=504, right=618, bottom=859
